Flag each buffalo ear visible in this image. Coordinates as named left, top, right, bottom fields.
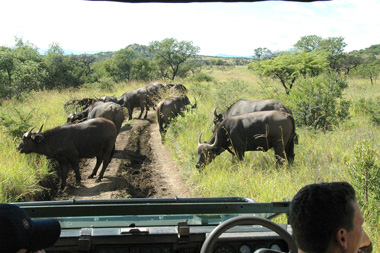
left=32, top=134, right=44, bottom=143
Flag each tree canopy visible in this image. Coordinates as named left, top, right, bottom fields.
left=148, top=38, right=200, bottom=80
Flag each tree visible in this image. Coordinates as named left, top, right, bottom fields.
left=293, top=35, right=323, bottom=52
left=249, top=50, right=329, bottom=94
left=131, top=57, right=154, bottom=81
left=354, top=56, right=380, bottom=85
left=294, top=35, right=348, bottom=73
left=253, top=47, right=273, bottom=60
left=0, top=46, right=17, bottom=98
left=0, top=38, right=45, bottom=98
left=43, top=43, right=84, bottom=89
left=148, top=38, right=200, bottom=80
left=112, top=48, right=136, bottom=81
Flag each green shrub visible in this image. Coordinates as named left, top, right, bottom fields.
left=87, top=76, right=115, bottom=91
left=288, top=73, right=350, bottom=130
left=188, top=72, right=214, bottom=82
left=0, top=106, right=34, bottom=138
left=349, top=140, right=380, bottom=202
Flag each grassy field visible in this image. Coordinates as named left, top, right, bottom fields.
left=0, top=65, right=379, bottom=249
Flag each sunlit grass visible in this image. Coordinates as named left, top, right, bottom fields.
left=0, top=67, right=379, bottom=250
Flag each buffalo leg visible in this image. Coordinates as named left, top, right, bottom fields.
left=138, top=104, right=144, bottom=119
left=60, top=163, right=70, bottom=190
left=88, top=157, right=103, bottom=179
left=143, top=104, right=149, bottom=119
left=69, top=158, right=82, bottom=185
left=96, top=159, right=110, bottom=182
left=128, top=107, right=133, bottom=120
left=96, top=146, right=115, bottom=182
left=273, top=145, right=286, bottom=164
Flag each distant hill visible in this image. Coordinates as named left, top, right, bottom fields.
left=352, top=44, right=380, bottom=56
left=125, top=43, right=152, bottom=59
left=216, top=53, right=253, bottom=59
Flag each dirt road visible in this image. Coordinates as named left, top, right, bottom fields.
left=55, top=110, right=193, bottom=200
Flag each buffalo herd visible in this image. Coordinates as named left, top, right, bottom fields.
left=17, top=82, right=298, bottom=190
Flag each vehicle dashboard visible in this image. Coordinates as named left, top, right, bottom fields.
left=17, top=197, right=293, bottom=253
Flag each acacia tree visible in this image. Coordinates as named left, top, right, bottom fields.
left=294, top=35, right=350, bottom=73
left=249, top=50, right=329, bottom=94
left=148, top=38, right=200, bottom=80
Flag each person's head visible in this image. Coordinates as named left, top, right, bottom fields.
left=289, top=181, right=365, bottom=253
left=0, top=203, right=61, bottom=253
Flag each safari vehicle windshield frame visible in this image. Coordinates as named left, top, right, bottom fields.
left=18, top=197, right=290, bottom=228
left=16, top=198, right=293, bottom=252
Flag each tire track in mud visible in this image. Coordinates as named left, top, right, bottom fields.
left=54, top=110, right=192, bottom=200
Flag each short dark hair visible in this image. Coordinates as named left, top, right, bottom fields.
left=289, top=182, right=356, bottom=253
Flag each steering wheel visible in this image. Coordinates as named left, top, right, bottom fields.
left=200, top=215, right=298, bottom=253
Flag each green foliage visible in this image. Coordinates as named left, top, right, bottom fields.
left=355, top=97, right=380, bottom=126
left=288, top=73, right=350, bottom=130
left=355, top=44, right=380, bottom=56
left=88, top=76, right=115, bottom=91
left=148, top=38, right=200, bottom=80
left=0, top=106, right=34, bottom=137
left=188, top=72, right=214, bottom=83
left=294, top=35, right=350, bottom=73
left=253, top=47, right=273, bottom=60
left=351, top=56, right=380, bottom=85
left=111, top=48, right=137, bottom=81
left=249, top=50, right=329, bottom=94
left=349, top=140, right=380, bottom=202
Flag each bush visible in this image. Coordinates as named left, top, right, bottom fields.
left=349, top=140, right=380, bottom=202
left=188, top=72, right=214, bottom=83
left=87, top=76, right=115, bottom=91
left=288, top=73, right=350, bottom=130
left=0, top=106, right=34, bottom=138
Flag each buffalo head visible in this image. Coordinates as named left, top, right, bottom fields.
left=195, top=133, right=219, bottom=168
left=17, top=125, right=44, bottom=154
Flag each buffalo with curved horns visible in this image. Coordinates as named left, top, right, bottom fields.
left=212, top=99, right=293, bottom=132
left=196, top=110, right=297, bottom=168
left=17, top=118, right=117, bottom=190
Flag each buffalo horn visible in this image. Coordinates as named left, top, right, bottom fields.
left=198, top=133, right=203, bottom=146
left=26, top=126, right=36, bottom=138
left=208, top=133, right=218, bottom=150
left=192, top=96, right=197, bottom=109
left=37, top=124, right=44, bottom=133
left=213, top=107, right=218, bottom=117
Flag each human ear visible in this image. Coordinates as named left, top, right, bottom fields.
left=336, top=229, right=348, bottom=249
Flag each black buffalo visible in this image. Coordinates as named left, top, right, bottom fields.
left=167, top=83, right=188, bottom=94
left=118, top=87, right=155, bottom=120
left=17, top=118, right=117, bottom=190
left=146, top=82, right=167, bottom=106
left=213, top=99, right=293, bottom=132
left=156, top=95, right=197, bottom=135
left=67, top=101, right=125, bottom=134
left=63, top=97, right=97, bottom=113
left=98, top=96, right=119, bottom=103
left=196, top=110, right=296, bottom=168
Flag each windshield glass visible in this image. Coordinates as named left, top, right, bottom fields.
left=1, top=0, right=379, bottom=248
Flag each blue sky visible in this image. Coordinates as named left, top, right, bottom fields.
left=1, top=0, right=379, bottom=56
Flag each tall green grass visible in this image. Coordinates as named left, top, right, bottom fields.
left=165, top=67, right=380, bottom=250
left=0, top=67, right=378, bottom=249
